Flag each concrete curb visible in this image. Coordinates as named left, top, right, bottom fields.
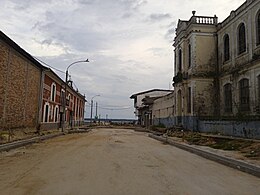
left=67, top=129, right=91, bottom=134
left=149, top=134, right=260, bottom=178
left=133, top=128, right=149, bottom=132
left=0, top=133, right=65, bottom=152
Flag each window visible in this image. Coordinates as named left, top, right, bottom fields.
left=238, top=23, right=246, bottom=54
left=54, top=106, right=59, bottom=122
left=51, top=83, right=56, bottom=102
left=43, top=103, right=49, bottom=122
left=61, top=89, right=65, bottom=104
left=239, top=78, right=250, bottom=111
left=174, top=51, right=177, bottom=73
left=224, top=34, right=230, bottom=62
left=75, top=98, right=78, bottom=118
left=50, top=105, right=53, bottom=120
left=224, top=83, right=232, bottom=112
left=67, top=94, right=71, bottom=107
left=178, top=49, right=182, bottom=72
left=187, top=87, right=191, bottom=113
left=258, top=75, right=260, bottom=107
left=257, top=11, right=260, bottom=45
left=188, top=44, right=191, bottom=68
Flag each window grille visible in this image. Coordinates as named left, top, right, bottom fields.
left=257, top=12, right=260, bottom=45
left=178, top=49, right=182, bottom=72
left=187, top=87, right=191, bottom=113
left=224, top=83, right=232, bottom=112
left=224, top=35, right=230, bottom=62
left=238, top=23, right=246, bottom=54
left=239, top=78, right=250, bottom=111
left=188, top=44, right=191, bottom=67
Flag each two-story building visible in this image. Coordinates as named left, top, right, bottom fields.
left=172, top=0, right=260, bottom=138
left=130, top=89, right=173, bottom=127
left=41, top=69, right=86, bottom=130
left=151, top=92, right=175, bottom=127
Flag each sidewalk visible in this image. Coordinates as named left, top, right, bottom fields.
left=149, top=133, right=260, bottom=178
left=0, top=126, right=91, bottom=152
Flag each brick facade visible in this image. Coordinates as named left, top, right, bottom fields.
left=0, top=31, right=86, bottom=131
left=40, top=71, right=86, bottom=130
left=0, top=32, right=42, bottom=130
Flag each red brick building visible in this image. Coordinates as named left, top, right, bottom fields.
left=0, top=31, right=86, bottom=131
left=41, top=70, right=86, bottom=130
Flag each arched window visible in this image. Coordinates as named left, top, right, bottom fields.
left=67, top=94, right=71, bottom=107
left=239, top=78, right=250, bottom=111
left=224, top=83, right=232, bottom=112
left=61, top=89, right=65, bottom=104
left=187, top=87, right=191, bottom=113
left=224, top=34, right=230, bottom=62
left=174, top=51, right=177, bottom=73
left=43, top=103, right=49, bottom=122
left=50, top=83, right=56, bottom=102
left=238, top=23, right=246, bottom=54
left=54, top=106, right=59, bottom=122
left=178, top=49, right=182, bottom=72
left=258, top=75, right=260, bottom=108
left=257, top=11, right=260, bottom=45
left=188, top=44, right=192, bottom=68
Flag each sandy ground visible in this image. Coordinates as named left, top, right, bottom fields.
left=0, top=128, right=259, bottom=195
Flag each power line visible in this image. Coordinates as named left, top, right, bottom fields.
left=98, top=106, right=132, bottom=110
left=85, top=103, right=131, bottom=110
left=98, top=103, right=131, bottom=108
left=33, top=56, right=65, bottom=74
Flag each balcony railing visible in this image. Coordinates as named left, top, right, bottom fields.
left=176, top=15, right=218, bottom=35
left=192, top=16, right=217, bottom=25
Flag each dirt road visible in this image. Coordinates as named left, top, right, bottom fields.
left=0, top=128, right=259, bottom=195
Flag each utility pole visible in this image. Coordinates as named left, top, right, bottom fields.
left=62, top=59, right=89, bottom=131
left=90, top=99, right=93, bottom=125
left=95, top=102, right=98, bottom=119
left=90, top=95, right=100, bottom=126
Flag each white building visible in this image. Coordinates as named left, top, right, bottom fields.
left=130, top=89, right=173, bottom=126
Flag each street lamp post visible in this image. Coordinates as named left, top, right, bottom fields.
left=62, top=59, right=89, bottom=132
left=90, top=95, right=100, bottom=126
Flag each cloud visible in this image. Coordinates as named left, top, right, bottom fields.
left=0, top=0, right=246, bottom=119
left=164, top=22, right=176, bottom=42
left=149, top=13, right=171, bottom=22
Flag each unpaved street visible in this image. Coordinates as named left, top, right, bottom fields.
left=0, top=128, right=259, bottom=195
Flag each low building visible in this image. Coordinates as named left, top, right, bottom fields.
left=152, top=92, right=174, bottom=128
left=130, top=89, right=173, bottom=126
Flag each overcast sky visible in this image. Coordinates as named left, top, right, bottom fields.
left=0, top=0, right=245, bottom=119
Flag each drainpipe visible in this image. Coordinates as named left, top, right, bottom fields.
left=37, top=68, right=46, bottom=133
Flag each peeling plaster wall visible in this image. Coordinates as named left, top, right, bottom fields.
left=218, top=0, right=260, bottom=117
left=152, top=92, right=174, bottom=126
